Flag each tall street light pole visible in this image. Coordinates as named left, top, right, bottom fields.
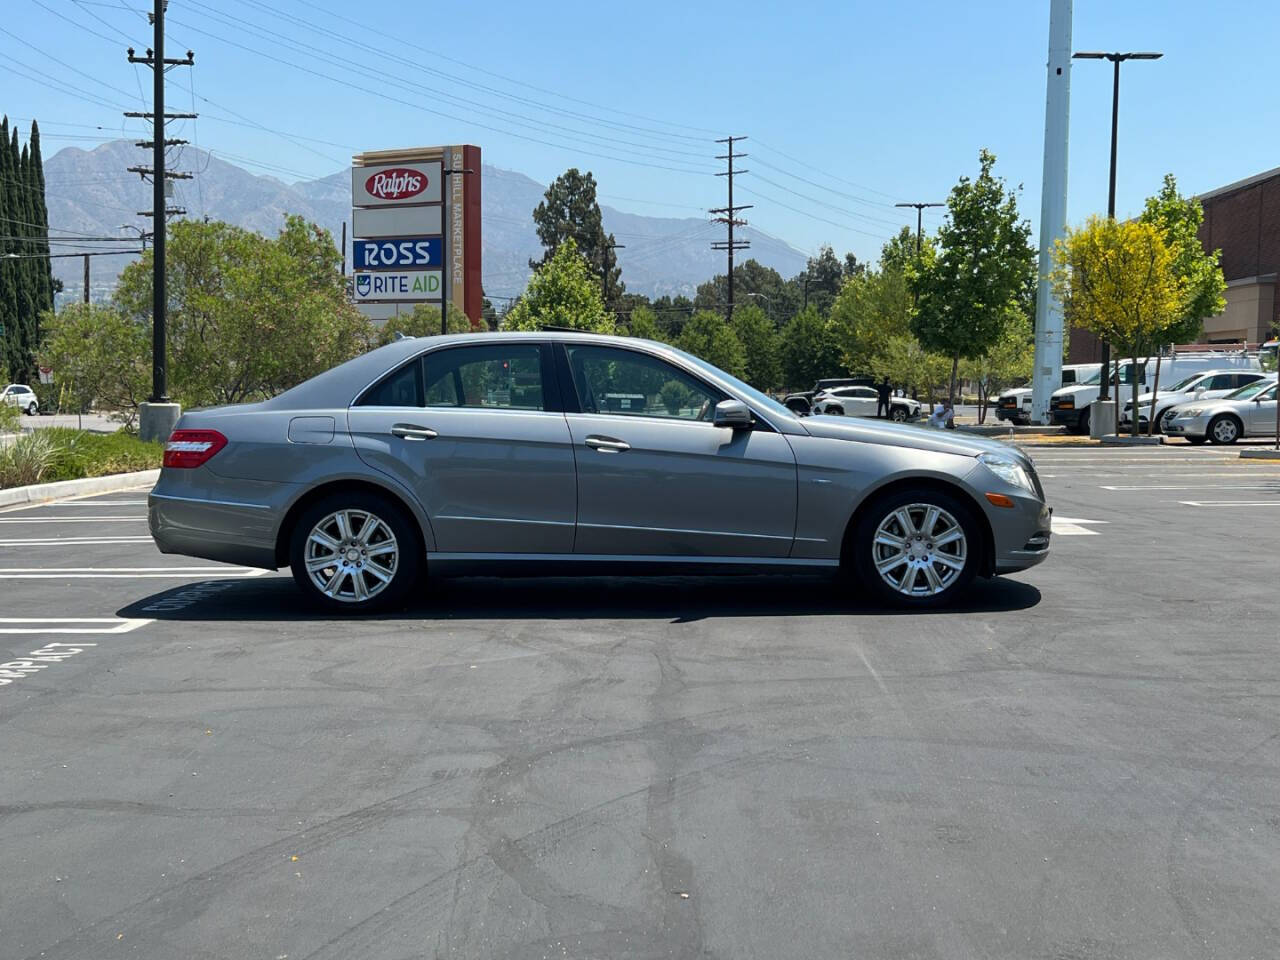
left=1072, top=50, right=1162, bottom=401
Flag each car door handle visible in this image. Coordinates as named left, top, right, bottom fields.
left=584, top=435, right=630, bottom=453
left=390, top=423, right=438, bottom=441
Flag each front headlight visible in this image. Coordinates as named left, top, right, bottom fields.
left=978, top=453, right=1036, bottom=494
left=1181, top=408, right=1204, bottom=418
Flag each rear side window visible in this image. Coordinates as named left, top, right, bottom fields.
left=358, top=360, right=423, bottom=407
left=423, top=344, right=544, bottom=410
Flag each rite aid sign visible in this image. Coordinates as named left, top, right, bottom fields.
left=354, top=270, right=441, bottom=301
left=353, top=236, right=442, bottom=270
left=351, top=161, right=442, bottom=206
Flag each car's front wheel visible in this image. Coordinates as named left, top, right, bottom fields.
left=890, top=406, right=908, bottom=422
left=1207, top=414, right=1241, bottom=445
left=288, top=491, right=420, bottom=612
left=851, top=488, right=982, bottom=608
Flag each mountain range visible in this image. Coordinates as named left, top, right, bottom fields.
left=44, top=140, right=807, bottom=304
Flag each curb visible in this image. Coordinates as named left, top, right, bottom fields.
left=1100, top=435, right=1165, bottom=446
left=1240, top=449, right=1280, bottom=460
left=958, top=425, right=1066, bottom=437
left=0, top=469, right=159, bottom=509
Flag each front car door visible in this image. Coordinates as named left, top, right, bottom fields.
left=1246, top=382, right=1278, bottom=435
left=558, top=342, right=797, bottom=558
left=347, top=341, right=577, bottom=553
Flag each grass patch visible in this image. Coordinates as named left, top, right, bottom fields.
left=0, top=428, right=163, bottom=488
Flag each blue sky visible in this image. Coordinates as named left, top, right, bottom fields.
left=6, top=0, right=1279, bottom=267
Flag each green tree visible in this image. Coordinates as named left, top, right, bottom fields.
left=801, top=245, right=847, bottom=316
left=676, top=309, right=746, bottom=377
left=960, top=311, right=1034, bottom=423
left=829, top=265, right=911, bottom=375
left=37, top=302, right=150, bottom=424
left=113, top=216, right=370, bottom=407
left=693, top=259, right=787, bottom=318
left=0, top=116, right=16, bottom=379
left=730, top=302, right=781, bottom=390
left=1139, top=174, right=1227, bottom=345
left=504, top=238, right=615, bottom=333
left=531, top=168, right=623, bottom=304
left=910, top=149, right=1035, bottom=404
left=624, top=304, right=665, bottom=342
left=26, top=120, right=55, bottom=321
left=779, top=305, right=841, bottom=389
left=1053, top=216, right=1184, bottom=435
left=373, top=301, right=473, bottom=345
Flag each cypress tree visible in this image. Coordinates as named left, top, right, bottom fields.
left=11, top=127, right=36, bottom=380
left=28, top=121, right=54, bottom=318
left=0, top=115, right=17, bottom=380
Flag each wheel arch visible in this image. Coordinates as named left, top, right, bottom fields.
left=274, top=478, right=431, bottom=568
left=840, top=475, right=996, bottom=577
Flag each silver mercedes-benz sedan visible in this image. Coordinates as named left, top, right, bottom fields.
left=148, top=332, right=1051, bottom=611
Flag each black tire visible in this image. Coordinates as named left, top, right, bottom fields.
left=288, top=490, right=420, bottom=613
left=826, top=404, right=844, bottom=416
left=849, top=486, right=983, bottom=609
left=1075, top=409, right=1091, bottom=436
left=1207, top=414, right=1241, bottom=445
left=890, top=406, right=908, bottom=422
left=26, top=402, right=37, bottom=416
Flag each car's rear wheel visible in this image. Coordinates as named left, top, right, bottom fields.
left=288, top=491, right=419, bottom=612
left=1207, top=414, right=1241, bottom=445
left=851, top=488, right=982, bottom=608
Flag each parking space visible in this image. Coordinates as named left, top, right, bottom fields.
left=1, top=453, right=1278, bottom=959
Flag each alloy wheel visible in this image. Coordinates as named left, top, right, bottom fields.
left=871, top=502, right=968, bottom=598
left=1211, top=417, right=1239, bottom=444
left=304, top=508, right=399, bottom=603
left=891, top=407, right=907, bottom=422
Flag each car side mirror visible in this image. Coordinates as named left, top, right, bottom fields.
left=713, top=399, right=753, bottom=430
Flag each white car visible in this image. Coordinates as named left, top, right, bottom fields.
left=1119, top=369, right=1268, bottom=433
left=1164, top=376, right=1277, bottom=444
left=810, top=386, right=921, bottom=422
left=1, top=384, right=38, bottom=416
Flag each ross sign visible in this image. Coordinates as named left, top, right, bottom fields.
left=353, top=205, right=442, bottom=238
left=351, top=161, right=442, bottom=206
left=353, top=270, right=441, bottom=301
left=353, top=236, right=442, bottom=270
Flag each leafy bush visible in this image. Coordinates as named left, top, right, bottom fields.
left=37, top=429, right=163, bottom=484
left=659, top=380, right=691, bottom=416
left=0, top=402, right=20, bottom=434
left=0, top=430, right=58, bottom=487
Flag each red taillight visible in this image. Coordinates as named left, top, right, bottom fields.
left=163, top=429, right=228, bottom=469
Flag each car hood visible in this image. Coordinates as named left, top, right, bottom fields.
left=998, top=386, right=1032, bottom=400
left=801, top=415, right=1020, bottom=459
left=1053, top=384, right=1098, bottom=398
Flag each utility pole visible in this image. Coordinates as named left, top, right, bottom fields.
left=711, top=136, right=751, bottom=321
left=439, top=164, right=474, bottom=335
left=340, top=221, right=347, bottom=276
left=1072, top=49, right=1162, bottom=403
left=126, top=0, right=194, bottom=442
left=82, top=254, right=90, bottom=304
left=894, top=202, right=944, bottom=257
left=601, top=241, right=624, bottom=305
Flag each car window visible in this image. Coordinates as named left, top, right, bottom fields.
left=1235, top=373, right=1262, bottom=388
left=358, top=359, right=423, bottom=407
left=565, top=344, right=721, bottom=420
left=1205, top=374, right=1234, bottom=390
left=1226, top=379, right=1274, bottom=400
left=423, top=344, right=543, bottom=410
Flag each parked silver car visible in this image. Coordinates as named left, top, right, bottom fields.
left=148, top=333, right=1051, bottom=611
left=1164, top=376, right=1278, bottom=444
left=1119, top=369, right=1268, bottom=433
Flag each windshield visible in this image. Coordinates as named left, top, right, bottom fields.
left=1165, top=374, right=1204, bottom=392
left=671, top=347, right=795, bottom=420
left=1226, top=378, right=1276, bottom=400
left=1078, top=369, right=1102, bottom=385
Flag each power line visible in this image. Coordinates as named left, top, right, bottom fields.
left=737, top=186, right=894, bottom=242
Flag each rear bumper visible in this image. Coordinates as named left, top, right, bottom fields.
left=148, top=469, right=294, bottom=569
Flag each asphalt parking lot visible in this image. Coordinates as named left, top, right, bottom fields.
left=2, top=443, right=1278, bottom=960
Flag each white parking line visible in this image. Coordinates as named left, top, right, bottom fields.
left=1100, top=484, right=1280, bottom=491
left=3, top=500, right=148, bottom=510
left=0, top=517, right=147, bottom=523
left=1177, top=501, right=1280, bottom=508
left=0, top=536, right=154, bottom=546
left=1051, top=516, right=1108, bottom=536
left=0, top=618, right=153, bottom=634
left=0, top=567, right=267, bottom=579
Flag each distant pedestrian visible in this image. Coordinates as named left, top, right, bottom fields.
left=876, top=376, right=892, bottom=418
left=928, top=399, right=955, bottom=430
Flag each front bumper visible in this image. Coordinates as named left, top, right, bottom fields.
left=990, top=495, right=1052, bottom=574
left=1050, top=407, right=1081, bottom=427
left=1164, top=414, right=1211, bottom=439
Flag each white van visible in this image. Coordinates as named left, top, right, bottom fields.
left=995, top=363, right=1101, bottom=424
left=1050, top=352, right=1262, bottom=434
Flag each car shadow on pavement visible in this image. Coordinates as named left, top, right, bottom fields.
left=117, top=572, right=1041, bottom=622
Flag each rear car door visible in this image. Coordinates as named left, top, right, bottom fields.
left=347, top=341, right=576, bottom=553
left=558, top=342, right=798, bottom=558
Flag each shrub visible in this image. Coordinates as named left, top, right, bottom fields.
left=0, top=430, right=58, bottom=488
left=38, top=429, right=164, bottom=484
left=659, top=380, right=691, bottom=416
left=0, top=403, right=20, bottom=434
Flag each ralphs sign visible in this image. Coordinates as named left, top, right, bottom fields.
left=353, top=236, right=442, bottom=270
left=351, top=160, right=442, bottom=207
